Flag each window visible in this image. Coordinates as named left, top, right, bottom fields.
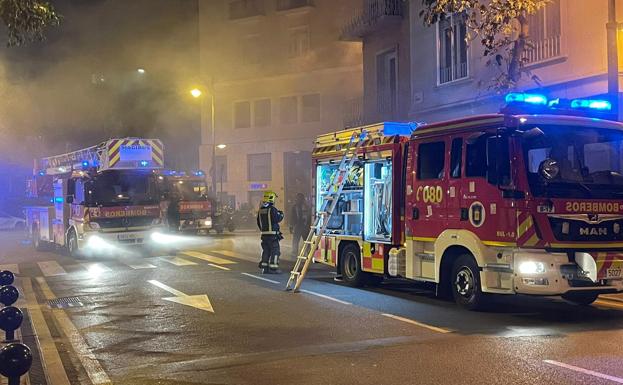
left=417, top=142, right=445, bottom=180
left=288, top=25, right=310, bottom=58
left=438, top=14, right=468, bottom=84
left=242, top=34, right=261, bottom=65
left=234, top=101, right=251, bottom=129
left=215, top=155, right=227, bottom=183
left=466, top=137, right=487, bottom=178
left=254, top=99, right=271, bottom=127
left=248, top=153, right=272, bottom=181
left=280, top=96, right=298, bottom=124
left=524, top=0, right=561, bottom=63
left=450, top=138, right=463, bottom=178
left=301, top=94, right=320, bottom=122
left=229, top=0, right=264, bottom=20
left=377, top=49, right=397, bottom=116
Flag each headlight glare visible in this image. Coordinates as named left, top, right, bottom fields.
left=518, top=261, right=546, bottom=275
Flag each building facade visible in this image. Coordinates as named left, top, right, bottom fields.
left=197, top=0, right=362, bottom=211
left=347, top=0, right=622, bottom=126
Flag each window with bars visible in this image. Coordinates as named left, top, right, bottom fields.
left=437, top=14, right=468, bottom=85
left=288, top=25, right=310, bottom=58
left=524, top=0, right=561, bottom=63
left=376, top=49, right=397, bottom=116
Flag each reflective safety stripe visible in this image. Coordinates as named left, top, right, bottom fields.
left=260, top=262, right=268, bottom=267
left=261, top=231, right=278, bottom=235
left=269, top=264, right=279, bottom=268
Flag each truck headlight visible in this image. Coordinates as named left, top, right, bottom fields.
left=88, top=222, right=100, bottom=230
left=204, top=219, right=212, bottom=227
left=518, top=261, right=546, bottom=274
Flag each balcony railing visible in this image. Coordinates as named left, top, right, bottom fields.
left=276, top=0, right=314, bottom=11
left=342, top=97, right=363, bottom=128
left=523, top=35, right=561, bottom=64
left=229, top=0, right=264, bottom=20
left=439, top=62, right=468, bottom=84
left=341, top=0, right=403, bottom=40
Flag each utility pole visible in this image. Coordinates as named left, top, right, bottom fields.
left=607, top=0, right=620, bottom=118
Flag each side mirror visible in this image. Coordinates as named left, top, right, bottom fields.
left=65, top=195, right=74, bottom=204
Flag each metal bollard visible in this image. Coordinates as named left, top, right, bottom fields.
left=0, top=271, right=14, bottom=286
left=0, top=286, right=18, bottom=307
left=0, top=307, right=22, bottom=342
left=0, top=343, right=32, bottom=385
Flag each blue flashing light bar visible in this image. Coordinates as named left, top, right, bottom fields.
left=54, top=196, right=64, bottom=203
left=38, top=170, right=45, bottom=176
left=382, top=122, right=414, bottom=136
left=81, top=160, right=89, bottom=168
left=140, top=160, right=149, bottom=167
left=194, top=170, right=205, bottom=177
left=570, top=98, right=612, bottom=111
left=505, top=92, right=548, bottom=106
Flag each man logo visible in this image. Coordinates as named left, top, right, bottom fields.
left=469, top=201, right=486, bottom=228
left=579, top=227, right=607, bottom=236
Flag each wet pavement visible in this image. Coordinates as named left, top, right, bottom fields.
left=2, top=230, right=623, bottom=384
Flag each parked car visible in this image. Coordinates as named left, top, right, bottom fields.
left=0, top=211, right=25, bottom=231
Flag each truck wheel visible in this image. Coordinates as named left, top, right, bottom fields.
left=67, top=230, right=82, bottom=259
left=340, top=243, right=369, bottom=287
left=451, top=254, right=487, bottom=310
left=562, top=292, right=599, bottom=306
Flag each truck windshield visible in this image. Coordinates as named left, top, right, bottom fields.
left=523, top=124, right=623, bottom=198
left=172, top=180, right=207, bottom=201
left=86, top=171, right=158, bottom=206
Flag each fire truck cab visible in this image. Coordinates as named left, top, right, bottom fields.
left=158, top=171, right=213, bottom=234
left=313, top=93, right=623, bottom=309
left=25, top=138, right=166, bottom=257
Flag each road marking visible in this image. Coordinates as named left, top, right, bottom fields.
left=544, top=360, right=623, bottom=383
left=36, top=277, right=112, bottom=385
left=81, top=263, right=112, bottom=274
left=213, top=249, right=237, bottom=258
left=147, top=280, right=214, bottom=312
left=241, top=272, right=280, bottom=284
left=0, top=264, right=19, bottom=274
left=182, top=251, right=236, bottom=265
left=381, top=313, right=452, bottom=334
left=160, top=256, right=197, bottom=266
left=124, top=261, right=157, bottom=269
left=300, top=289, right=352, bottom=305
left=21, top=277, right=71, bottom=385
left=208, top=263, right=231, bottom=271
left=37, top=261, right=66, bottom=276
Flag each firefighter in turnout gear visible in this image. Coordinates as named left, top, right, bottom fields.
left=257, top=191, right=284, bottom=273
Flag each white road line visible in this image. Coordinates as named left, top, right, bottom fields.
left=213, top=249, right=237, bottom=258
left=182, top=251, right=236, bottom=265
left=147, top=280, right=187, bottom=297
left=544, top=360, right=623, bottom=384
left=208, top=263, right=231, bottom=271
left=37, top=276, right=112, bottom=384
left=37, top=261, right=67, bottom=277
left=381, top=313, right=452, bottom=334
left=124, top=261, right=157, bottom=269
left=300, top=289, right=352, bottom=305
left=0, top=264, right=19, bottom=274
left=160, top=256, right=197, bottom=266
left=241, top=272, right=280, bottom=284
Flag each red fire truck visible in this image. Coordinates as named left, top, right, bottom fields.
left=158, top=171, right=213, bottom=234
left=312, top=93, right=623, bottom=309
left=25, top=138, right=166, bottom=257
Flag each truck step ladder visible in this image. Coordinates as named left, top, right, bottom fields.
left=285, top=131, right=368, bottom=292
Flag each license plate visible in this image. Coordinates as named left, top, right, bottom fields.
left=117, top=233, right=137, bottom=241
left=606, top=268, right=622, bottom=279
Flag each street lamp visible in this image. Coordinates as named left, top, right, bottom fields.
left=137, top=68, right=146, bottom=74
left=190, top=88, right=202, bottom=98
left=190, top=85, right=217, bottom=195
left=216, top=144, right=227, bottom=149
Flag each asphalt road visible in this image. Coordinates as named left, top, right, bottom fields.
left=3, top=230, right=623, bottom=385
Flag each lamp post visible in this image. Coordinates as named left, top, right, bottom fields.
left=191, top=85, right=217, bottom=195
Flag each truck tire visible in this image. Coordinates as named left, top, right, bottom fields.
left=67, top=230, right=82, bottom=259
left=340, top=243, right=369, bottom=287
left=562, top=292, right=599, bottom=306
left=451, top=254, right=487, bottom=310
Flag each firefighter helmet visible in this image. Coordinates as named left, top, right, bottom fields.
left=262, top=190, right=277, bottom=204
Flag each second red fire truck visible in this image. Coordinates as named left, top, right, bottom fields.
left=312, top=93, right=623, bottom=309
